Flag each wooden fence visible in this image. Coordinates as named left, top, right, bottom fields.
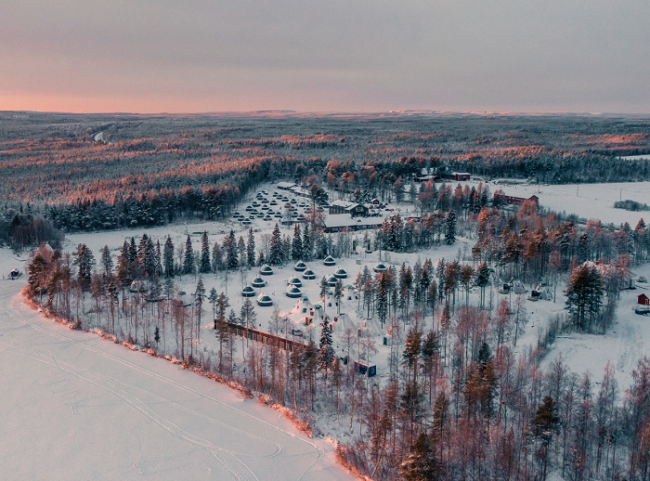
left=220, top=320, right=309, bottom=352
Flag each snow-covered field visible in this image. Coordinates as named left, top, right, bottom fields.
left=618, top=154, right=650, bottom=161
left=477, top=180, right=650, bottom=227
left=0, top=269, right=352, bottom=480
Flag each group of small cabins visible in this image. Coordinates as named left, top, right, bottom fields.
left=276, top=181, right=318, bottom=199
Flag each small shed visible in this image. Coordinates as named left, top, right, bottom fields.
left=10, top=268, right=20, bottom=280
left=638, top=293, right=650, bottom=306
left=354, top=361, right=376, bottom=377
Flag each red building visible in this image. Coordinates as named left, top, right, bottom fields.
left=494, top=193, right=540, bottom=207
left=639, top=294, right=650, bottom=306
left=452, top=172, right=471, bottom=181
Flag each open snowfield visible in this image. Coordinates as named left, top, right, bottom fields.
left=0, top=268, right=353, bottom=480
left=475, top=180, right=650, bottom=227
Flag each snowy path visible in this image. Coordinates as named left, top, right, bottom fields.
left=0, top=281, right=353, bottom=481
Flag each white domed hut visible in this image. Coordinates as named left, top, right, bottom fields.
left=257, top=292, right=273, bottom=307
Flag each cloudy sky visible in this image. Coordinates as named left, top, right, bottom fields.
left=1, top=0, right=649, bottom=113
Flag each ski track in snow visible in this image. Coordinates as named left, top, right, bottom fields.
left=0, top=282, right=352, bottom=481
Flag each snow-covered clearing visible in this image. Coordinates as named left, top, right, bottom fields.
left=539, top=263, right=650, bottom=389
left=0, top=274, right=353, bottom=480
left=476, top=180, right=650, bottom=227
left=618, top=154, right=650, bottom=161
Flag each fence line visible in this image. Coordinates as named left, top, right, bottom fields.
left=220, top=320, right=309, bottom=352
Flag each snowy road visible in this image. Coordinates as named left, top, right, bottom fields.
left=0, top=281, right=353, bottom=481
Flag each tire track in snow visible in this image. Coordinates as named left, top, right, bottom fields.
left=2, top=323, right=258, bottom=481
left=0, top=301, right=289, bottom=457
left=1, top=285, right=341, bottom=480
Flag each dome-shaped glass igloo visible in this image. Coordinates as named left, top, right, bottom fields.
left=326, top=275, right=337, bottom=287
left=323, top=256, right=336, bottom=266
left=374, top=263, right=388, bottom=273
left=251, top=276, right=267, bottom=288
left=285, top=286, right=302, bottom=298
left=294, top=260, right=307, bottom=272
left=302, top=269, right=316, bottom=280
left=241, top=285, right=256, bottom=297
left=334, top=267, right=348, bottom=279
left=288, top=276, right=303, bottom=288
left=260, top=264, right=274, bottom=276
left=257, top=293, right=273, bottom=307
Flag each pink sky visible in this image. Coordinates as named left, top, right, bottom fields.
left=2, top=0, right=649, bottom=114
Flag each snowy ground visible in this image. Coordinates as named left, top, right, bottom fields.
left=538, top=263, right=650, bottom=389
left=475, top=179, right=650, bottom=227
left=0, top=275, right=353, bottom=480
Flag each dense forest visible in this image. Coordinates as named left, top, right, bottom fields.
left=1, top=112, right=650, bottom=249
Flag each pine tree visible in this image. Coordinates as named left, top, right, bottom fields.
left=138, top=234, right=155, bottom=278
left=269, top=224, right=284, bottom=265
left=155, top=240, right=163, bottom=278
left=247, top=228, right=256, bottom=268
left=237, top=236, right=246, bottom=269
left=400, top=431, right=437, bottom=481
left=183, top=235, right=195, bottom=275
left=444, top=210, right=456, bottom=245
left=223, top=230, right=238, bottom=270
left=27, top=253, right=47, bottom=298
left=302, top=225, right=312, bottom=261
left=318, top=318, right=334, bottom=372
left=292, top=224, right=303, bottom=261
left=240, top=299, right=257, bottom=342
left=73, top=243, right=95, bottom=290
left=116, top=241, right=131, bottom=288
left=212, top=242, right=223, bottom=272
left=475, top=262, right=490, bottom=308
left=199, top=231, right=211, bottom=273
left=320, top=277, right=329, bottom=314
left=101, top=245, right=113, bottom=277
left=163, top=236, right=175, bottom=277
left=533, top=396, right=560, bottom=481
left=208, top=287, right=218, bottom=322
left=565, top=263, right=603, bottom=331
left=334, top=278, right=344, bottom=315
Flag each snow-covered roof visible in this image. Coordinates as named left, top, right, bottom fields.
left=323, top=214, right=385, bottom=229
left=330, top=199, right=356, bottom=209
left=277, top=181, right=296, bottom=189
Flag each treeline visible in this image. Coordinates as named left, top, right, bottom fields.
left=614, top=199, right=650, bottom=212
left=2, top=113, right=650, bottom=236
left=0, top=206, right=64, bottom=252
